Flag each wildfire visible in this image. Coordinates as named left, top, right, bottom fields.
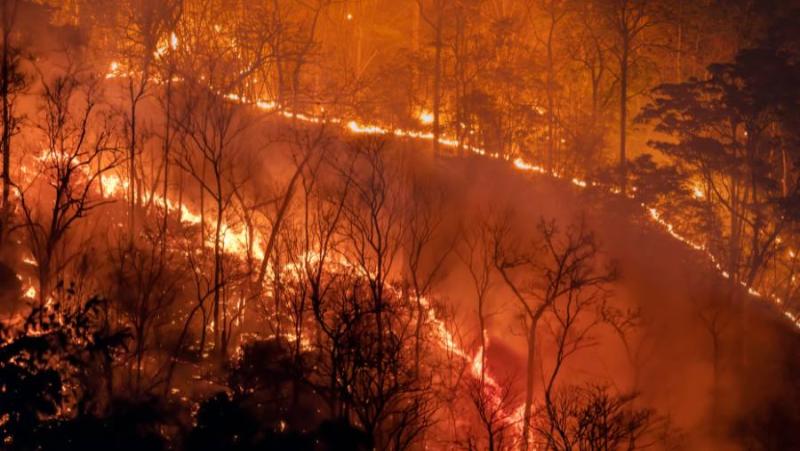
left=513, top=158, right=547, bottom=174
left=106, top=61, right=122, bottom=79
left=417, top=109, right=434, bottom=125
left=417, top=294, right=526, bottom=436
left=98, top=17, right=800, bottom=336
left=28, top=52, right=789, bottom=442
left=170, top=32, right=179, bottom=50
left=692, top=183, right=705, bottom=199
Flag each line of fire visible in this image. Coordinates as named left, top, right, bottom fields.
left=1, top=1, right=799, bottom=450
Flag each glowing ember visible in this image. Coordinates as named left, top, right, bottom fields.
left=692, top=182, right=705, bottom=199
left=417, top=109, right=434, bottom=125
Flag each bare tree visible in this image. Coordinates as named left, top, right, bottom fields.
left=109, top=231, right=183, bottom=396
left=465, top=372, right=518, bottom=451
left=539, top=245, right=617, bottom=448
left=292, top=136, right=440, bottom=449
left=111, top=0, right=181, bottom=235
left=529, top=0, right=568, bottom=173
left=492, top=214, right=615, bottom=450
left=404, top=169, right=454, bottom=373
left=339, top=136, right=406, bottom=369
left=416, top=0, right=453, bottom=157
left=686, top=274, right=731, bottom=433
left=571, top=3, right=612, bottom=130
left=18, top=64, right=120, bottom=306
left=458, top=216, right=494, bottom=384
left=448, top=0, right=490, bottom=156
left=539, top=384, right=662, bottom=451
left=601, top=0, right=659, bottom=192
left=173, top=74, right=251, bottom=360
left=0, top=0, right=27, bottom=246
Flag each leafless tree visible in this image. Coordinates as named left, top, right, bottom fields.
left=539, top=245, right=617, bottom=447
left=492, top=214, right=615, bottom=450
left=309, top=270, right=435, bottom=450
left=0, top=0, right=27, bottom=246
left=416, top=0, right=454, bottom=157
left=172, top=53, right=254, bottom=359
left=465, top=373, right=518, bottom=451
left=458, top=215, right=494, bottom=383
left=108, top=231, right=184, bottom=396
left=528, top=0, right=568, bottom=173
left=111, top=0, right=182, bottom=234
left=339, top=136, right=406, bottom=368
left=686, top=274, right=731, bottom=432
left=404, top=169, right=454, bottom=373
left=538, top=384, right=662, bottom=451
left=18, top=63, right=120, bottom=307
left=600, top=0, right=660, bottom=192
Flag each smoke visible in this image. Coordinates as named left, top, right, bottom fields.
left=6, top=1, right=799, bottom=448
left=377, top=142, right=800, bottom=448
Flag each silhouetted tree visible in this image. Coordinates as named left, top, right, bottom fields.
left=0, top=0, right=27, bottom=246
left=537, top=384, right=662, bottom=451
left=638, top=45, right=800, bottom=290
left=492, top=215, right=615, bottom=450
left=18, top=62, right=120, bottom=307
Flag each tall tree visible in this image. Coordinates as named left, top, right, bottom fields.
left=19, top=66, right=119, bottom=306
left=0, top=0, right=26, bottom=246
left=417, top=0, right=452, bottom=157
left=530, top=0, right=568, bottom=173
left=113, top=0, right=181, bottom=237
left=602, top=0, right=658, bottom=193
left=638, top=46, right=800, bottom=290
left=492, top=214, right=614, bottom=450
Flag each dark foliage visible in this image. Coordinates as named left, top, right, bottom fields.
left=0, top=296, right=130, bottom=449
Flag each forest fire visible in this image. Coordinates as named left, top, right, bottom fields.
left=2, top=1, right=800, bottom=450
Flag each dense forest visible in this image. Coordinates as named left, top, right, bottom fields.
left=1, top=0, right=800, bottom=449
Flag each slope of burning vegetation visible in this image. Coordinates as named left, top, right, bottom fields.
left=2, top=1, right=800, bottom=450
left=3, top=105, right=800, bottom=450
left=438, top=155, right=800, bottom=450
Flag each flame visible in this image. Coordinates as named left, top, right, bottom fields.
left=86, top=58, right=800, bottom=439
left=417, top=295, right=525, bottom=435
left=106, top=61, right=121, bottom=79
left=571, top=177, right=588, bottom=188
left=417, top=109, right=434, bottom=125
left=692, top=182, right=705, bottom=199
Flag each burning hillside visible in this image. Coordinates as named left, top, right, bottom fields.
left=1, top=1, right=800, bottom=450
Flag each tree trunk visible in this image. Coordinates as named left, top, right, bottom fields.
left=162, top=75, right=172, bottom=257
left=710, top=325, right=721, bottom=434
left=0, top=7, right=12, bottom=246
left=478, top=296, right=487, bottom=384
left=522, top=316, right=541, bottom=451
left=414, top=290, right=424, bottom=376
left=782, top=144, right=789, bottom=197
left=129, top=90, right=138, bottom=238
left=411, top=0, right=420, bottom=52
left=619, top=44, right=629, bottom=193
left=546, top=20, right=556, bottom=174
left=433, top=16, right=442, bottom=157
left=213, top=185, right=223, bottom=359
